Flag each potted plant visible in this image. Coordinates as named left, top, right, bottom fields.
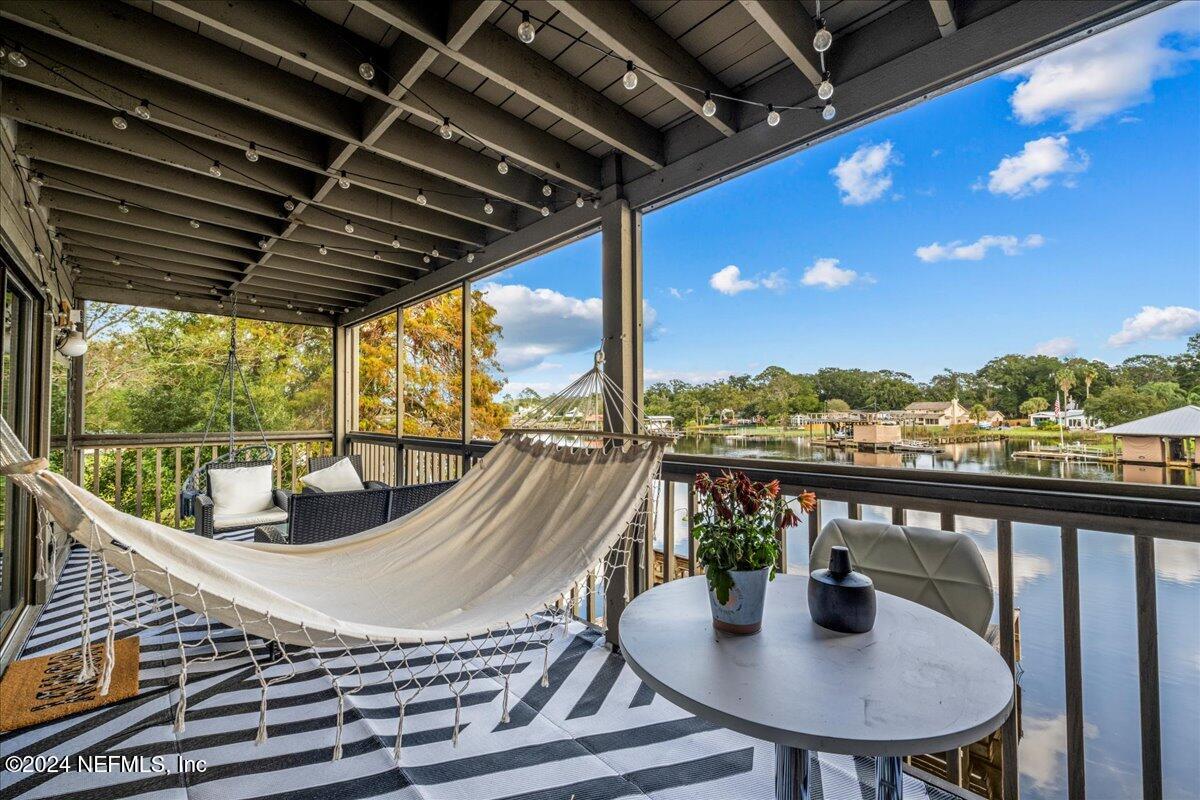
left=692, top=471, right=816, bottom=634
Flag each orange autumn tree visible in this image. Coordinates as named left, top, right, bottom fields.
left=355, top=288, right=508, bottom=439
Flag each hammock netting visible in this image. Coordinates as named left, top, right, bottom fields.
left=0, top=357, right=667, bottom=760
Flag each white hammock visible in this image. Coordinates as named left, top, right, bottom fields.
left=0, top=362, right=666, bottom=758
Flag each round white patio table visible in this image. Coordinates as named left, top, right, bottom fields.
left=618, top=574, right=1014, bottom=800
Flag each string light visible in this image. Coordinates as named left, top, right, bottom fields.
left=541, top=182, right=552, bottom=197
left=28, top=172, right=44, bottom=187
left=822, top=103, right=836, bottom=121
left=318, top=244, right=328, bottom=255
left=163, top=273, right=172, bottom=281
left=483, top=199, right=494, bottom=215
left=124, top=280, right=133, bottom=289
left=113, top=256, right=121, bottom=266
left=416, top=189, right=427, bottom=205
left=438, top=117, right=453, bottom=139
left=209, top=287, right=218, bottom=294
left=343, top=219, right=354, bottom=233
left=22, top=199, right=32, bottom=211
left=258, top=237, right=269, bottom=248
left=245, top=142, right=259, bottom=162
left=423, top=254, right=431, bottom=264
left=766, top=104, right=780, bottom=127
left=497, top=156, right=509, bottom=175
left=287, top=301, right=294, bottom=309
left=133, top=99, right=151, bottom=120
left=817, top=75, right=834, bottom=101
left=117, top=200, right=130, bottom=213
left=283, top=197, right=296, bottom=211
left=337, top=171, right=351, bottom=189
left=7, top=50, right=28, bottom=68
left=174, top=292, right=181, bottom=300
left=466, top=252, right=475, bottom=263
left=217, top=300, right=224, bottom=308
left=702, top=91, right=717, bottom=118
left=391, top=236, right=401, bottom=249
left=813, top=20, right=833, bottom=53
left=111, top=113, right=128, bottom=130
left=249, top=295, right=257, bottom=304
left=189, top=219, right=200, bottom=228
left=622, top=61, right=638, bottom=90
left=517, top=11, right=536, bottom=44
left=431, top=248, right=439, bottom=258
left=373, top=251, right=381, bottom=260
left=208, top=160, right=222, bottom=177
left=575, top=194, right=584, bottom=208
left=33, top=246, right=44, bottom=260
left=540, top=205, right=550, bottom=217
left=358, top=61, right=375, bottom=81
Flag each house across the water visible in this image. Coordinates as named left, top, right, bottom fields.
left=1104, top=405, right=1200, bottom=466
left=903, top=398, right=970, bottom=427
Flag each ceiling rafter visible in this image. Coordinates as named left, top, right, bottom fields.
left=547, top=0, right=737, bottom=138
left=73, top=280, right=334, bottom=325
left=738, top=0, right=826, bottom=88
left=929, top=1, right=959, bottom=37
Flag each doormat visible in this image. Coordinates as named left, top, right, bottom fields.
left=0, top=636, right=140, bottom=732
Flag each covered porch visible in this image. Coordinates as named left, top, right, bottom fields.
left=1, top=2, right=1197, bottom=799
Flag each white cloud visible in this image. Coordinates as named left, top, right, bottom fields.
left=478, top=282, right=657, bottom=372
left=709, top=265, right=788, bottom=295
left=985, top=136, right=1089, bottom=197
left=1021, top=714, right=1100, bottom=793
left=1107, top=305, right=1200, bottom=347
left=1007, top=5, right=1200, bottom=131
left=667, top=287, right=692, bottom=300
left=645, top=367, right=732, bottom=384
left=1033, top=337, right=1078, bottom=357
left=830, top=141, right=899, bottom=205
left=915, top=233, right=1045, bottom=263
left=800, top=258, right=864, bottom=290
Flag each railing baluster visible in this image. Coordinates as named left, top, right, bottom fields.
left=687, top=482, right=697, bottom=576
left=113, top=449, right=123, bottom=511
left=1134, top=535, right=1163, bottom=800
left=291, top=442, right=299, bottom=492
left=174, top=448, right=182, bottom=528
left=1061, top=526, right=1086, bottom=800
left=892, top=506, right=905, bottom=525
left=135, top=449, right=143, bottom=518
left=154, top=449, right=162, bottom=524
left=940, top=511, right=955, bottom=532
left=662, top=481, right=674, bottom=584
left=92, top=447, right=100, bottom=494
left=807, top=497, right=822, bottom=556
left=848, top=501, right=861, bottom=520
left=997, top=519, right=1020, bottom=800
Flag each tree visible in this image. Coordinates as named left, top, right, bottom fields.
left=1081, top=366, right=1099, bottom=399
left=969, top=403, right=989, bottom=422
left=825, top=398, right=850, bottom=412
left=1055, top=367, right=1077, bottom=406
left=1019, top=397, right=1049, bottom=417
left=1138, top=381, right=1187, bottom=408
left=1085, top=385, right=1173, bottom=426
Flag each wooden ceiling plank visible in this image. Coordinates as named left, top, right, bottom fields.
left=548, top=0, right=737, bottom=137
left=73, top=281, right=334, bottom=325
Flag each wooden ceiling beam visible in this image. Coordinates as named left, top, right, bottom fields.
left=69, top=254, right=238, bottom=285
left=352, top=0, right=662, bottom=172
left=73, top=281, right=334, bottom=326
left=739, top=0, right=825, bottom=87
left=40, top=190, right=261, bottom=250
left=75, top=268, right=358, bottom=309
left=52, top=213, right=257, bottom=262
left=62, top=243, right=242, bottom=278
left=929, top=1, right=959, bottom=37
left=157, top=0, right=600, bottom=191
left=548, top=0, right=737, bottom=137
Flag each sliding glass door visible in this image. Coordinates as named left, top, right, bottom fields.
left=0, top=266, right=35, bottom=638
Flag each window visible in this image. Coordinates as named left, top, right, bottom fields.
left=354, top=311, right=398, bottom=434
left=0, top=270, right=35, bottom=636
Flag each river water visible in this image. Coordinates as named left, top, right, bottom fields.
left=659, top=435, right=1199, bottom=798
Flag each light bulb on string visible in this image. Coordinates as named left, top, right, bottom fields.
left=28, top=172, right=44, bottom=187
left=466, top=252, right=475, bottom=263
left=540, top=205, right=550, bottom=217
left=813, top=21, right=832, bottom=53
left=431, top=248, right=439, bottom=258
left=438, top=117, right=453, bottom=139
left=575, top=194, right=584, bottom=208
left=208, top=161, right=222, bottom=177
left=766, top=104, right=780, bottom=127
left=702, top=91, right=717, bottom=118
left=622, top=61, right=638, bottom=90
left=497, top=156, right=509, bottom=175
left=391, top=236, right=400, bottom=249
left=283, top=197, right=296, bottom=212
left=22, top=199, right=31, bottom=211
left=416, top=189, right=427, bottom=205
left=817, top=76, right=834, bottom=101
left=822, top=103, right=836, bottom=121
left=117, top=200, right=130, bottom=213
left=210, top=287, right=218, bottom=295
left=163, top=273, right=172, bottom=282
left=343, top=219, right=354, bottom=233
left=250, top=295, right=257, bottom=304
left=358, top=61, right=375, bottom=81
left=133, top=100, right=151, bottom=120
left=287, top=302, right=294, bottom=309
left=483, top=199, right=494, bottom=215
left=124, top=280, right=133, bottom=289
left=337, top=171, right=351, bottom=189
left=33, top=246, right=43, bottom=261
left=245, top=142, right=259, bottom=162
left=517, top=11, right=536, bottom=44
left=423, top=255, right=431, bottom=264
left=189, top=219, right=200, bottom=228
left=541, top=183, right=552, bottom=197
left=7, top=50, right=28, bottom=68
left=258, top=238, right=269, bottom=249
left=373, top=251, right=381, bottom=260
left=111, top=114, right=128, bottom=130
left=113, top=257, right=121, bottom=266
left=318, top=244, right=328, bottom=255
left=217, top=300, right=224, bottom=309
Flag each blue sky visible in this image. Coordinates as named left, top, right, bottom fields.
left=480, top=5, right=1200, bottom=396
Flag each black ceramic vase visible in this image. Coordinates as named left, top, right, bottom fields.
left=808, top=546, right=876, bottom=634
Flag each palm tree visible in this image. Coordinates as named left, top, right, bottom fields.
left=1055, top=368, right=1077, bottom=405
left=1082, top=366, right=1098, bottom=400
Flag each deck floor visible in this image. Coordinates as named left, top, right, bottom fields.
left=1, top=533, right=956, bottom=800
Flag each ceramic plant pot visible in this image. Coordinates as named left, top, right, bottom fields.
left=708, top=566, right=770, bottom=634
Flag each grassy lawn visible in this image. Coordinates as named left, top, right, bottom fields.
left=1000, top=426, right=1113, bottom=444
left=691, top=425, right=817, bottom=437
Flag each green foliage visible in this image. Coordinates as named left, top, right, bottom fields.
left=825, top=398, right=851, bottom=412
left=970, top=403, right=989, bottom=422
left=1019, top=397, right=1049, bottom=416
left=1085, top=384, right=1178, bottom=426
left=690, top=472, right=814, bottom=604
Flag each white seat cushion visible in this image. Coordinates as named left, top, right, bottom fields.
left=213, top=508, right=289, bottom=530
left=300, top=457, right=365, bottom=493
left=209, top=464, right=276, bottom=516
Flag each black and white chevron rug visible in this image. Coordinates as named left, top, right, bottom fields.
left=1, top=533, right=956, bottom=800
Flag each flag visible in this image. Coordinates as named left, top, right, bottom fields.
left=1054, top=395, right=1061, bottom=417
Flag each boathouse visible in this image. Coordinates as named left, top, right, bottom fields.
left=1104, top=405, right=1200, bottom=466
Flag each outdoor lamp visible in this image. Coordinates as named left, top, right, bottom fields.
left=58, top=326, right=87, bottom=358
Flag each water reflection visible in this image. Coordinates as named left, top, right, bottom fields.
left=671, top=435, right=1198, bottom=486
